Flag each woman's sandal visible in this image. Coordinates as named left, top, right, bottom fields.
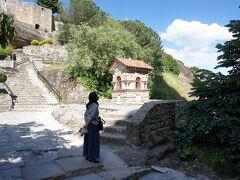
left=93, top=159, right=100, bottom=163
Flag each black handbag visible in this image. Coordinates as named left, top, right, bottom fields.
left=98, top=116, right=105, bottom=131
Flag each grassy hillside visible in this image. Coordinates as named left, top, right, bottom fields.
left=161, top=72, right=194, bottom=101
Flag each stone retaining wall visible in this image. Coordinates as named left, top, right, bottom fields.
left=40, top=68, right=89, bottom=104
left=23, top=44, right=68, bottom=63
left=0, top=60, right=14, bottom=69
left=126, top=100, right=186, bottom=146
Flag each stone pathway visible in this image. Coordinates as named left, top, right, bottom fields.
left=0, top=109, right=103, bottom=180
left=0, top=108, right=210, bottom=180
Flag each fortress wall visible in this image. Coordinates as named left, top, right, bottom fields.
left=31, top=4, right=52, bottom=32
left=2, top=0, right=52, bottom=32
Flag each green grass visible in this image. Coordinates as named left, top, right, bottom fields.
left=162, top=72, right=193, bottom=100
left=43, top=62, right=65, bottom=71
left=0, top=92, right=4, bottom=96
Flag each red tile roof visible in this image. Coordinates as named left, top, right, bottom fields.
left=114, top=58, right=154, bottom=70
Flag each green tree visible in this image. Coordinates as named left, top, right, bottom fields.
left=177, top=20, right=240, bottom=172
left=35, top=0, right=62, bottom=14
left=121, top=20, right=166, bottom=99
left=120, top=20, right=162, bottom=65
left=161, top=53, right=180, bottom=75
left=0, top=13, right=15, bottom=48
left=189, top=66, right=201, bottom=73
left=58, top=0, right=107, bottom=42
left=60, top=0, right=107, bottom=26
left=66, top=19, right=143, bottom=97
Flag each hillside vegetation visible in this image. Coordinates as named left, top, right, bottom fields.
left=56, top=0, right=194, bottom=100
left=161, top=72, right=193, bottom=101
left=176, top=20, right=240, bottom=177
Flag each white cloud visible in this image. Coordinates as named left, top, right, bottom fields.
left=160, top=19, right=232, bottom=73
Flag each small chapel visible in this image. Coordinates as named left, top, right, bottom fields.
left=109, top=58, right=154, bottom=104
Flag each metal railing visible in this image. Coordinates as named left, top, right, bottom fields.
left=13, top=58, right=30, bottom=68
left=32, top=61, right=62, bottom=101
left=3, top=82, right=18, bottom=110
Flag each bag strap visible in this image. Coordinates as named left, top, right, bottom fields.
left=99, top=116, right=105, bottom=124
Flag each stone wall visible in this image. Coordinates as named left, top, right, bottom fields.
left=23, top=44, right=68, bottom=63
left=126, top=100, right=186, bottom=146
left=0, top=60, right=14, bottom=69
left=112, top=91, right=149, bottom=105
left=112, top=63, right=149, bottom=90
left=52, top=104, right=86, bottom=131
left=2, top=0, right=52, bottom=32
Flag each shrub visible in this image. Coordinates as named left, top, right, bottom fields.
left=39, top=38, right=53, bottom=45
left=189, top=66, right=201, bottom=73
left=0, top=72, right=7, bottom=83
left=31, top=40, right=39, bottom=45
left=0, top=44, right=13, bottom=56
left=45, top=38, right=53, bottom=44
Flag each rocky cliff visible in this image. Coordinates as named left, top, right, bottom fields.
left=12, top=21, right=44, bottom=48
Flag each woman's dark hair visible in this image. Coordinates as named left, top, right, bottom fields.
left=86, top=92, right=99, bottom=108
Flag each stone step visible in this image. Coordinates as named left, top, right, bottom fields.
left=0, top=105, right=12, bottom=112
left=15, top=102, right=53, bottom=105
left=13, top=104, right=55, bottom=108
left=65, top=173, right=103, bottom=180
left=14, top=95, right=49, bottom=98
left=103, top=118, right=131, bottom=126
left=8, top=93, right=45, bottom=96
left=101, top=113, right=134, bottom=119
left=147, top=143, right=176, bottom=162
left=16, top=99, right=57, bottom=102
left=8, top=90, right=45, bottom=93
left=21, top=157, right=103, bottom=180
left=100, top=132, right=126, bottom=144
left=13, top=107, right=54, bottom=112
left=15, top=97, right=46, bottom=101
left=103, top=125, right=126, bottom=135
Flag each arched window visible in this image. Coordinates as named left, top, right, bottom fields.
left=117, top=76, right=122, bottom=90
left=136, top=77, right=141, bottom=89
left=35, top=24, right=40, bottom=29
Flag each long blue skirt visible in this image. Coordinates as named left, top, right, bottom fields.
left=83, top=123, right=100, bottom=160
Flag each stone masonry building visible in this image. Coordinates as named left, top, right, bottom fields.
left=0, top=0, right=52, bottom=32
left=109, top=58, right=154, bottom=104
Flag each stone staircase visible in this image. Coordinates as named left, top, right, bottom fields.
left=5, top=62, right=58, bottom=111
left=99, top=108, right=138, bottom=145
left=99, top=106, right=177, bottom=166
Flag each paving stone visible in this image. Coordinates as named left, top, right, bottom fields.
left=66, top=173, right=103, bottom=180
left=0, top=167, right=22, bottom=179
left=0, top=157, right=24, bottom=170
left=57, top=148, right=82, bottom=158
left=22, top=162, right=64, bottom=180
left=41, top=151, right=59, bottom=161
left=55, top=157, right=103, bottom=176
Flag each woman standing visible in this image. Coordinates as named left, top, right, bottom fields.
left=83, top=92, right=100, bottom=163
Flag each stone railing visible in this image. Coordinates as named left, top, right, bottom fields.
left=126, top=100, right=186, bottom=146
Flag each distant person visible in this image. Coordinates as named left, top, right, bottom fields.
left=83, top=92, right=100, bottom=163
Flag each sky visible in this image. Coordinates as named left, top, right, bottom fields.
left=26, top=0, right=239, bottom=73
